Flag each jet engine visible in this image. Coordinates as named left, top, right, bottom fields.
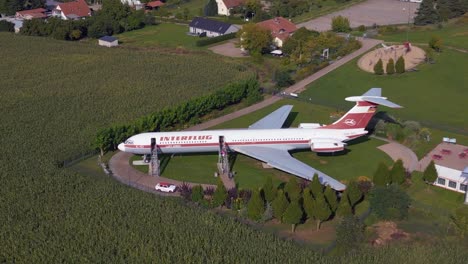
left=310, top=140, right=345, bottom=153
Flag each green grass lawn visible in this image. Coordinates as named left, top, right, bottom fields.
left=117, top=23, right=198, bottom=48
left=300, top=49, right=468, bottom=135
left=378, top=19, right=468, bottom=50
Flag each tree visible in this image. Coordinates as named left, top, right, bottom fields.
left=373, top=162, right=390, bottom=187
left=373, top=58, right=384, bottom=75
left=310, top=173, right=323, bottom=198
left=331, top=15, right=351, bottom=32
left=423, top=160, right=438, bottom=184
left=414, top=0, right=440, bottom=25
left=204, top=0, right=218, bottom=16
left=237, top=23, right=272, bottom=54
left=386, top=58, right=395, bottom=75
left=346, top=181, right=363, bottom=209
left=336, top=195, right=353, bottom=217
left=212, top=179, right=228, bottom=207
left=395, top=56, right=405, bottom=73
left=94, top=128, right=114, bottom=156
left=274, top=70, right=294, bottom=88
left=247, top=190, right=265, bottom=221
left=451, top=207, right=468, bottom=238
left=429, top=35, right=443, bottom=52
left=390, top=159, right=406, bottom=185
left=369, top=185, right=411, bottom=220
left=283, top=200, right=303, bottom=232
left=191, top=185, right=204, bottom=203
left=272, top=190, right=289, bottom=222
left=302, top=188, right=315, bottom=220
left=261, top=177, right=277, bottom=202
left=0, top=20, right=14, bottom=32
left=284, top=177, right=301, bottom=201
left=324, top=186, right=338, bottom=212
left=314, top=194, right=332, bottom=230
left=335, top=216, right=365, bottom=250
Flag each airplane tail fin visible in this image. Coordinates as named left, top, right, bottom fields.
left=321, top=88, right=402, bottom=130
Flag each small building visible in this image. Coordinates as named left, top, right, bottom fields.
left=53, top=0, right=91, bottom=20
left=15, top=8, right=48, bottom=20
left=256, top=17, right=297, bottom=48
left=189, top=17, right=239, bottom=38
left=99, top=36, right=119, bottom=47
left=146, top=1, right=164, bottom=10
left=421, top=143, right=468, bottom=194
left=215, top=0, right=243, bottom=16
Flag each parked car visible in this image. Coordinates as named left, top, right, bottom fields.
left=155, top=183, right=177, bottom=193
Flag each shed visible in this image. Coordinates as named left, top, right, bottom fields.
left=98, top=36, right=118, bottom=47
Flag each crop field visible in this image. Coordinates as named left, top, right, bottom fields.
left=300, top=49, right=468, bottom=135
left=117, top=23, right=199, bottom=49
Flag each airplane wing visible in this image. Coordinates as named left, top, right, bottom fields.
left=249, top=105, right=293, bottom=129
left=233, top=146, right=346, bottom=191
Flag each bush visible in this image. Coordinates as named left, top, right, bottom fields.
left=191, top=185, right=205, bottom=203
left=0, top=20, right=14, bottom=32
left=369, top=185, right=411, bottom=221
left=336, top=216, right=365, bottom=250
left=429, top=35, right=443, bottom=52
left=274, top=70, right=294, bottom=88
left=357, top=25, right=366, bottom=32
left=247, top=190, right=265, bottom=221
left=386, top=58, right=395, bottom=75
left=331, top=15, right=351, bottom=32
left=395, top=56, right=405, bottom=73
left=195, top=33, right=236, bottom=47
left=373, top=58, right=384, bottom=75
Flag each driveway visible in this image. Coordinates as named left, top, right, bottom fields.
left=209, top=39, right=248, bottom=58
left=298, top=0, right=421, bottom=32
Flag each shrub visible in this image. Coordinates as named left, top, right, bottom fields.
left=179, top=182, right=192, bottom=200
left=212, top=180, right=228, bottom=207
left=390, top=159, right=406, bottom=185
left=429, top=35, right=443, bottom=52
left=274, top=69, right=294, bottom=88
left=331, top=15, right=351, bottom=32
left=369, top=185, right=411, bottom=220
left=0, top=20, right=14, bottom=32
left=373, top=59, right=384, bottom=75
left=386, top=58, right=395, bottom=75
left=357, top=25, right=366, bottom=32
left=195, top=33, right=236, bottom=47
left=191, top=185, right=204, bottom=203
left=423, top=160, right=438, bottom=184
left=395, top=56, right=405, bottom=73
left=373, top=162, right=390, bottom=186
left=336, top=216, right=365, bottom=250
left=247, top=190, right=265, bottom=221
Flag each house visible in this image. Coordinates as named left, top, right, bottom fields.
left=215, top=0, right=243, bottom=16
left=98, top=36, right=119, bottom=47
left=121, top=0, right=145, bottom=10
left=189, top=17, right=239, bottom=37
left=15, top=8, right=48, bottom=20
left=256, top=17, right=297, bottom=48
left=53, top=0, right=91, bottom=20
left=421, top=143, right=468, bottom=196
left=146, top=1, right=164, bottom=10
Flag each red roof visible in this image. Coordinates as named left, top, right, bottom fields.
left=16, top=8, right=47, bottom=19
left=147, top=1, right=164, bottom=8
left=57, top=0, right=90, bottom=18
left=256, top=17, right=297, bottom=41
left=222, top=0, right=244, bottom=9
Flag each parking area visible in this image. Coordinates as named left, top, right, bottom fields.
left=298, top=0, right=421, bottom=31
left=209, top=39, right=248, bottom=58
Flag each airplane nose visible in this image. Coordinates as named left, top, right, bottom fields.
left=118, top=143, right=125, bottom=152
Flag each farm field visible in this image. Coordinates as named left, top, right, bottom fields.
left=378, top=17, right=468, bottom=50
left=117, top=23, right=199, bottom=49
left=292, top=0, right=365, bottom=23
left=300, top=49, right=468, bottom=135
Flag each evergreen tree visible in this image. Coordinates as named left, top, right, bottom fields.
left=386, top=58, right=395, bottom=75
left=314, top=194, right=332, bottom=230
left=247, top=190, right=265, bottom=221
left=204, top=0, right=218, bottom=16
left=336, top=195, right=353, bottom=217
left=395, top=56, right=405, bottom=74
left=390, top=159, right=406, bottom=185
left=373, top=162, right=390, bottom=186
left=437, top=0, right=466, bottom=20
left=261, top=177, right=277, bottom=202
left=324, top=185, right=338, bottom=212
left=373, top=58, right=384, bottom=75
left=272, top=190, right=289, bottom=222
left=423, top=160, right=438, bottom=184
left=191, top=185, right=204, bottom=203
left=283, top=200, right=303, bottom=232
left=310, top=173, right=323, bottom=198
left=284, top=177, right=301, bottom=201
left=212, top=179, right=228, bottom=207
left=414, top=0, right=440, bottom=25
left=302, top=188, right=316, bottom=220
left=346, top=181, right=363, bottom=209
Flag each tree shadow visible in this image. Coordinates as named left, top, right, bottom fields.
left=367, top=111, right=402, bottom=132
left=283, top=111, right=299, bottom=128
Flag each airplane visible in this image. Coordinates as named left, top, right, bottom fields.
left=381, top=43, right=393, bottom=51
left=118, top=88, right=402, bottom=191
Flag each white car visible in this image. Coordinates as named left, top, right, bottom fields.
left=155, top=183, right=177, bottom=193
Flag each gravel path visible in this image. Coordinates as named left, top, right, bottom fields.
left=376, top=140, right=419, bottom=172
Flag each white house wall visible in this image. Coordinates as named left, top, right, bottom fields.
left=225, top=25, right=240, bottom=34
left=215, top=0, right=230, bottom=16
left=189, top=27, right=222, bottom=37
left=434, top=165, right=468, bottom=194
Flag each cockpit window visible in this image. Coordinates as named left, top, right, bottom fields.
left=125, top=139, right=134, bottom=144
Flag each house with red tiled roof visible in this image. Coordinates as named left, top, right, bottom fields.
left=256, top=17, right=297, bottom=47
left=15, top=8, right=48, bottom=20
left=215, top=0, right=243, bottom=16
left=53, top=0, right=91, bottom=20
left=146, top=0, right=164, bottom=10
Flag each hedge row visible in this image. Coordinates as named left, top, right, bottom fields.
left=196, top=33, right=236, bottom=47
left=94, top=77, right=261, bottom=154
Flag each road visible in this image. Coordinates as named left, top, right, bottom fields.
left=298, top=0, right=420, bottom=32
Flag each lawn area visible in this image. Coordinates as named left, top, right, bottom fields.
left=300, top=49, right=468, bottom=135
left=152, top=99, right=393, bottom=189
left=164, top=0, right=205, bottom=18
left=378, top=18, right=468, bottom=50
left=117, top=23, right=198, bottom=48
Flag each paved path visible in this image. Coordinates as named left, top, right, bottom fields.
left=298, top=0, right=420, bottom=32
left=372, top=136, right=419, bottom=172
left=209, top=39, right=248, bottom=57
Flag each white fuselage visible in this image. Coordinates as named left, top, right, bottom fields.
left=118, top=127, right=368, bottom=155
